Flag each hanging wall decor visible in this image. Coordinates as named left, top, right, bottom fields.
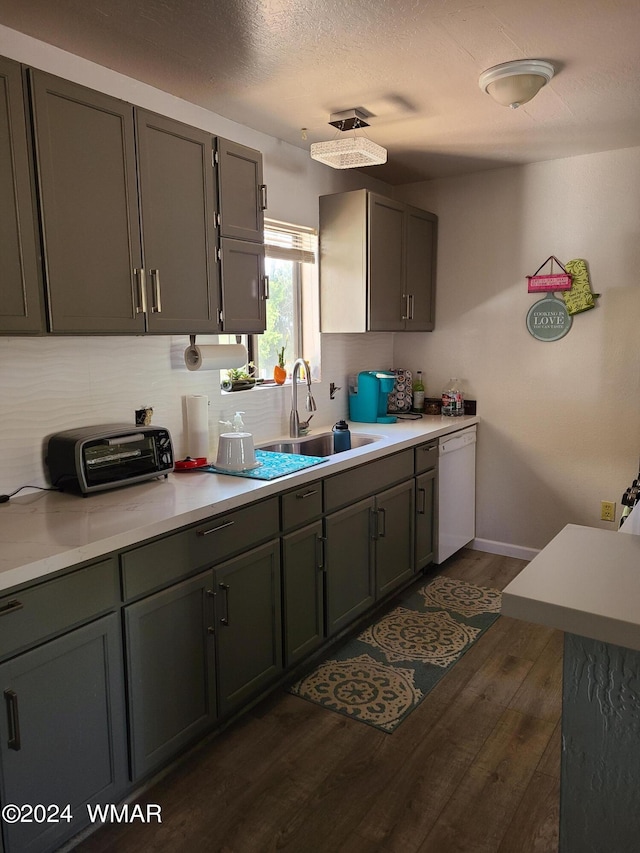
left=560, top=259, right=600, bottom=315
left=526, top=294, right=572, bottom=341
left=526, top=255, right=572, bottom=292
left=525, top=255, right=598, bottom=341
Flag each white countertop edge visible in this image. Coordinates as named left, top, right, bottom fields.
left=0, top=416, right=479, bottom=593
left=502, top=523, right=640, bottom=652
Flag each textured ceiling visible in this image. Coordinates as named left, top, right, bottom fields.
left=2, top=0, right=640, bottom=184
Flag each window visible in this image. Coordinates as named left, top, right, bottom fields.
left=255, top=219, right=319, bottom=382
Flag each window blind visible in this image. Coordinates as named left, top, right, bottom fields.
left=264, top=219, right=317, bottom=264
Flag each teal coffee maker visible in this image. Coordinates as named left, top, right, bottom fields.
left=349, top=371, right=397, bottom=424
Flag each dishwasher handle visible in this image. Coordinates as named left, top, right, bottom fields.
left=439, top=428, right=476, bottom=456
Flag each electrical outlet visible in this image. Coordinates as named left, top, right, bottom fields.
left=601, top=500, right=616, bottom=522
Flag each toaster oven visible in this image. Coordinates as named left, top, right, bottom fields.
left=46, top=424, right=174, bottom=494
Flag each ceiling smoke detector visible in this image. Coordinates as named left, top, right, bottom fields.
left=479, top=60, right=555, bottom=109
left=310, top=108, right=387, bottom=169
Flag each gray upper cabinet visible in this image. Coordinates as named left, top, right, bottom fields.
left=319, top=189, right=438, bottom=333
left=219, top=237, right=266, bottom=333
left=29, top=70, right=145, bottom=334
left=30, top=72, right=222, bottom=335
left=135, top=110, right=220, bottom=334
left=0, top=58, right=43, bottom=333
left=216, top=138, right=266, bottom=243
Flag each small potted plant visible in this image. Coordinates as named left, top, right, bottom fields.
left=221, top=362, right=259, bottom=392
left=274, top=345, right=287, bottom=385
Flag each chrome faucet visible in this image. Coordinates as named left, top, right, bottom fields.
left=290, top=358, right=317, bottom=437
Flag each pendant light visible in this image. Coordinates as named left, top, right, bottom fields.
left=310, top=109, right=387, bottom=169
left=479, top=60, right=555, bottom=109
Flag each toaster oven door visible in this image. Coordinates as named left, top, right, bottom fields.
left=82, top=433, right=162, bottom=489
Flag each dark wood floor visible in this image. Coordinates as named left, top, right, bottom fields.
left=72, top=549, right=562, bottom=853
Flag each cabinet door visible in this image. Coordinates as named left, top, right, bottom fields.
left=214, top=540, right=281, bottom=717
left=282, top=521, right=324, bottom=667
left=124, top=571, right=216, bottom=781
left=404, top=205, right=437, bottom=332
left=0, top=614, right=127, bottom=853
left=324, top=497, right=375, bottom=636
left=367, top=193, right=404, bottom=331
left=219, top=236, right=266, bottom=333
left=0, top=58, right=43, bottom=334
left=375, top=479, right=415, bottom=598
left=216, top=138, right=265, bottom=242
left=135, top=110, right=220, bottom=334
left=415, top=469, right=437, bottom=570
left=29, top=71, right=144, bottom=333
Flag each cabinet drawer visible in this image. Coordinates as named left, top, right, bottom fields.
left=122, top=497, right=279, bottom=600
left=415, top=441, right=438, bottom=474
left=0, top=558, right=119, bottom=659
left=324, top=450, right=414, bottom=512
left=280, top=481, right=323, bottom=532
left=191, top=497, right=279, bottom=568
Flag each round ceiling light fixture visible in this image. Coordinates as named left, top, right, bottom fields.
left=479, top=59, right=555, bottom=109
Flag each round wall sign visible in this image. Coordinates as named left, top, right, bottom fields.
left=526, top=295, right=572, bottom=341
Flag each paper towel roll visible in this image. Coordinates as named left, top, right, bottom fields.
left=184, top=343, right=247, bottom=371
left=186, top=395, right=209, bottom=459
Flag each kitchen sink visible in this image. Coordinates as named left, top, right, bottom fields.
left=259, top=432, right=381, bottom=457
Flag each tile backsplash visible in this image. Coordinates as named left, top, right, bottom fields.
left=0, top=333, right=394, bottom=493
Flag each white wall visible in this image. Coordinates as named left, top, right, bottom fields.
left=395, top=149, right=640, bottom=553
left=0, top=26, right=394, bottom=492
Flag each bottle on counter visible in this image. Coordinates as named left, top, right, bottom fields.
left=412, top=371, right=425, bottom=413
left=442, top=379, right=464, bottom=416
left=332, top=420, right=351, bottom=452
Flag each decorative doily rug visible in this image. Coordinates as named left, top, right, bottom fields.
left=289, top=576, right=501, bottom=733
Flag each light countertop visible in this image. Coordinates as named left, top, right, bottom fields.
left=0, top=416, right=478, bottom=593
left=502, top=522, right=640, bottom=652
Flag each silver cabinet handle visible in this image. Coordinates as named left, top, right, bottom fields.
left=401, top=293, right=410, bottom=320
left=134, top=268, right=147, bottom=314
left=4, top=690, right=20, bottom=751
left=259, top=184, right=268, bottom=211
left=417, top=488, right=427, bottom=515
left=408, top=293, right=415, bottom=320
left=219, top=582, right=230, bottom=625
left=377, top=507, right=387, bottom=538
left=150, top=269, right=162, bottom=314
left=295, top=489, right=318, bottom=500
left=315, top=534, right=326, bottom=570
left=197, top=520, right=234, bottom=537
left=0, top=599, right=23, bottom=617
left=263, top=275, right=270, bottom=300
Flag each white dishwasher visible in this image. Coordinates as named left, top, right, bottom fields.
left=435, top=425, right=476, bottom=563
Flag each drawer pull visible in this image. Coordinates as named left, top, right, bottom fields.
left=0, top=599, right=23, bottom=617
left=4, top=690, right=21, bottom=751
left=197, top=520, right=235, bottom=537
left=296, top=489, right=318, bottom=500
left=219, top=582, right=230, bottom=625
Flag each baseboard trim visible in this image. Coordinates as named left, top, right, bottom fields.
left=469, top=538, right=540, bottom=562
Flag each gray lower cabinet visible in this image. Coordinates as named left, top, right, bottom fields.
left=0, top=57, right=43, bottom=334
left=0, top=614, right=127, bottom=853
left=324, top=497, right=376, bottom=636
left=124, top=571, right=217, bottom=781
left=415, top=469, right=437, bottom=569
left=214, top=540, right=282, bottom=717
left=375, top=479, right=415, bottom=598
left=414, top=440, right=438, bottom=571
left=282, top=520, right=325, bottom=666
